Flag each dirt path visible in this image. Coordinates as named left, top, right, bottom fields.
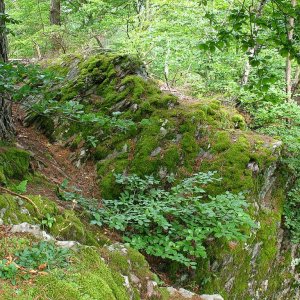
left=12, top=104, right=100, bottom=200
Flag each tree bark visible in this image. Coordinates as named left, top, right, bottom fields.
left=241, top=0, right=268, bottom=86
left=0, top=0, right=14, bottom=140
left=0, top=0, right=8, bottom=62
left=0, top=97, right=14, bottom=140
left=50, top=0, right=61, bottom=25
left=286, top=0, right=297, bottom=101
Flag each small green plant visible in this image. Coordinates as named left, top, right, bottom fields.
left=57, top=180, right=98, bottom=211
left=41, top=213, right=56, bottom=229
left=15, top=241, right=70, bottom=271
left=86, top=135, right=99, bottom=148
left=0, top=259, right=18, bottom=285
left=92, top=172, right=255, bottom=267
left=0, top=242, right=71, bottom=284
left=10, top=180, right=28, bottom=193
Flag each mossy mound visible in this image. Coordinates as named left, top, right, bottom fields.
left=27, top=53, right=276, bottom=200
left=0, top=236, right=129, bottom=300
left=0, top=192, right=174, bottom=300
left=24, top=53, right=298, bottom=299
left=0, top=145, right=30, bottom=184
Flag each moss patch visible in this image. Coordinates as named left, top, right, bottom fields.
left=0, top=146, right=30, bottom=180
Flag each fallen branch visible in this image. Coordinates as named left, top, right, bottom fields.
left=0, top=186, right=41, bottom=216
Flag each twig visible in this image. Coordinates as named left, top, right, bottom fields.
left=0, top=186, right=41, bottom=216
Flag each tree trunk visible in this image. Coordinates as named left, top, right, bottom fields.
left=286, top=0, right=297, bottom=101
left=0, top=0, right=8, bottom=62
left=241, top=0, right=268, bottom=86
left=50, top=0, right=61, bottom=25
left=0, top=97, right=14, bottom=140
left=0, top=0, right=14, bottom=140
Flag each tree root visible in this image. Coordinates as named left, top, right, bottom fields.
left=0, top=186, right=41, bottom=216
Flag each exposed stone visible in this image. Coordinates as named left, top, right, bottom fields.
left=151, top=147, right=162, bottom=157
left=10, top=223, right=54, bottom=241
left=130, top=273, right=140, bottom=284
left=160, top=127, right=168, bottom=137
left=10, top=223, right=80, bottom=250
left=200, top=294, right=224, bottom=300
left=167, top=287, right=206, bottom=299
left=247, top=161, right=260, bottom=173
left=56, top=240, right=79, bottom=250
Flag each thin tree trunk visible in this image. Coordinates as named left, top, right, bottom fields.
left=0, top=0, right=14, bottom=140
left=286, top=0, right=297, bottom=101
left=49, top=0, right=63, bottom=52
left=241, top=0, right=268, bottom=86
left=0, top=0, right=8, bottom=62
left=50, top=0, right=61, bottom=25
left=33, top=40, right=42, bottom=60
left=292, top=65, right=300, bottom=97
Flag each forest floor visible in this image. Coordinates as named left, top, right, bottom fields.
left=12, top=104, right=100, bottom=201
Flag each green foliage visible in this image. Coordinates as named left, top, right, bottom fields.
left=0, top=259, right=18, bottom=285
left=41, top=213, right=56, bottom=229
left=10, top=180, right=28, bottom=193
left=15, top=241, right=70, bottom=271
left=92, top=172, right=255, bottom=267
left=284, top=181, right=300, bottom=243
left=252, top=102, right=300, bottom=241
left=0, top=242, right=70, bottom=285
left=0, top=61, right=59, bottom=101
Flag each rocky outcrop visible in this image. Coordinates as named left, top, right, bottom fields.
left=22, top=52, right=299, bottom=299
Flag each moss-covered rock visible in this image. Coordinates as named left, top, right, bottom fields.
left=0, top=146, right=30, bottom=181
left=25, top=52, right=298, bottom=299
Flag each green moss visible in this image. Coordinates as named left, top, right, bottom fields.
left=100, top=173, right=122, bottom=199
left=0, top=147, right=30, bottom=180
left=50, top=210, right=95, bottom=245
left=202, top=135, right=254, bottom=193
left=0, top=193, right=60, bottom=225
left=5, top=247, right=130, bottom=300
left=127, top=247, right=153, bottom=279
left=162, top=145, right=180, bottom=171
left=0, top=166, right=6, bottom=184
left=211, top=131, right=231, bottom=153
left=232, top=114, right=246, bottom=129
left=94, top=144, right=110, bottom=160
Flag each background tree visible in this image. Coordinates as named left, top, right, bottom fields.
left=50, top=0, right=60, bottom=25
left=0, top=0, right=14, bottom=140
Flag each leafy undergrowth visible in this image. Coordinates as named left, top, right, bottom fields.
left=0, top=233, right=129, bottom=300
left=90, top=172, right=254, bottom=268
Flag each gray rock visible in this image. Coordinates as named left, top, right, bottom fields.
left=247, top=162, right=260, bottom=173
left=0, top=208, right=7, bottom=218
left=56, top=241, right=79, bottom=250
left=10, top=222, right=54, bottom=241
left=107, top=243, right=128, bottom=254
left=167, top=286, right=204, bottom=299
left=200, top=294, right=224, bottom=300
left=160, top=127, right=168, bottom=137
left=146, top=280, right=158, bottom=298
left=178, top=288, right=196, bottom=298
left=151, top=147, right=162, bottom=157
left=10, top=223, right=79, bottom=250
left=130, top=274, right=140, bottom=284
left=20, top=207, right=30, bottom=215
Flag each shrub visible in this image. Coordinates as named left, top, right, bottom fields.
left=92, top=172, right=255, bottom=267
